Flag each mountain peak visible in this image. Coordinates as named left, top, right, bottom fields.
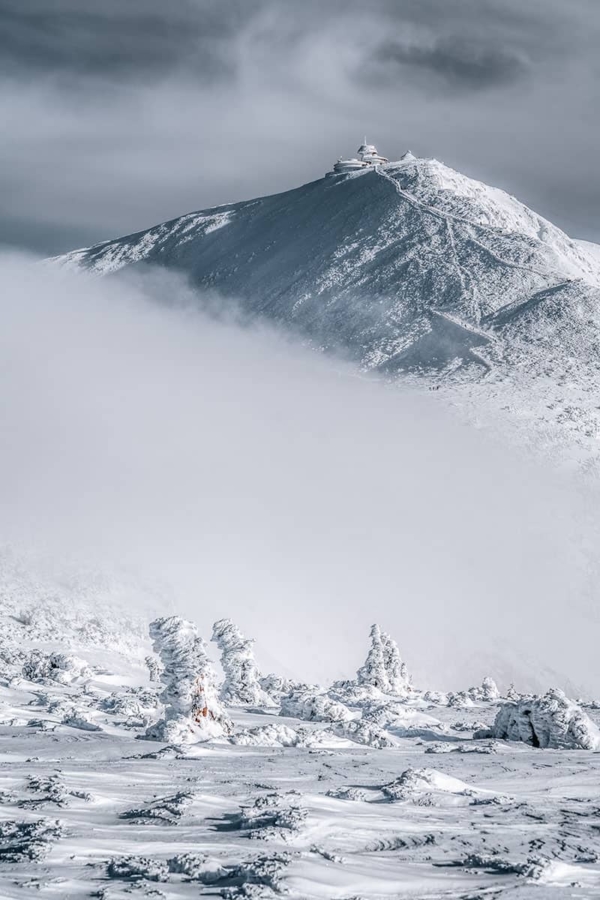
left=52, top=155, right=600, bottom=450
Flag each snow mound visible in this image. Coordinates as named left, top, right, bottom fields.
left=487, top=689, right=600, bottom=749
left=382, top=767, right=504, bottom=807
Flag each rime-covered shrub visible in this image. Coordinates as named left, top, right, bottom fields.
left=447, top=691, right=475, bottom=708
left=468, top=677, right=501, bottom=702
left=22, top=651, right=89, bottom=684
left=107, top=856, right=168, bottom=882
left=356, top=624, right=410, bottom=695
left=0, top=818, right=63, bottom=862
left=280, top=688, right=353, bottom=723
left=328, top=679, right=386, bottom=708
left=231, top=723, right=299, bottom=747
left=61, top=709, right=101, bottom=731
left=331, top=718, right=396, bottom=749
left=211, top=618, right=273, bottom=706
left=100, top=687, right=159, bottom=724
left=145, top=616, right=231, bottom=744
left=259, top=673, right=303, bottom=701
left=422, top=690, right=449, bottom=706
left=487, top=689, right=600, bottom=750
left=0, top=644, right=26, bottom=680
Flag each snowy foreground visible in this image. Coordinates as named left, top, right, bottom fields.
left=2, top=612, right=600, bottom=899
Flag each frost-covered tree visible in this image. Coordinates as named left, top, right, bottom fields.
left=145, top=616, right=231, bottom=744
left=211, top=618, right=272, bottom=706
left=381, top=631, right=410, bottom=694
left=481, top=676, right=500, bottom=701
left=145, top=655, right=163, bottom=683
left=357, top=625, right=410, bottom=694
left=356, top=624, right=390, bottom=691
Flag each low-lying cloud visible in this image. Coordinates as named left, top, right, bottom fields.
left=1, top=251, right=599, bottom=694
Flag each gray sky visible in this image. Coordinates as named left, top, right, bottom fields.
left=1, top=0, right=599, bottom=255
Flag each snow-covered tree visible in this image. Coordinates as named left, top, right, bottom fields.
left=356, top=624, right=390, bottom=691
left=381, top=631, right=410, bottom=694
left=145, top=616, right=231, bottom=744
left=145, top=655, right=163, bottom=683
left=356, top=625, right=410, bottom=694
left=211, top=618, right=272, bottom=707
left=488, top=689, right=600, bottom=750
left=481, top=676, right=500, bottom=702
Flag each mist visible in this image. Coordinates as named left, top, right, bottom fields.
left=1, top=251, right=599, bottom=694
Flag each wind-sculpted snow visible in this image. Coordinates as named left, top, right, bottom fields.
left=51, top=155, right=600, bottom=469
left=484, top=688, right=600, bottom=749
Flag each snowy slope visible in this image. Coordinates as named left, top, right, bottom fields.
left=3, top=607, right=600, bottom=898
left=54, top=156, right=600, bottom=466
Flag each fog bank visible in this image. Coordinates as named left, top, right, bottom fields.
left=1, top=252, right=598, bottom=693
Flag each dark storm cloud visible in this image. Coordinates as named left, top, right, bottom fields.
left=0, top=0, right=256, bottom=83
left=1, top=0, right=599, bottom=254
left=370, top=37, right=528, bottom=91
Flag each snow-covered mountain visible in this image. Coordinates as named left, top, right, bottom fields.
left=54, top=155, right=600, bottom=466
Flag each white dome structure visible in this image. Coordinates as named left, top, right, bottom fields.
left=332, top=138, right=388, bottom=175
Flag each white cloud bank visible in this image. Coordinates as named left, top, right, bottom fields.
left=0, top=251, right=598, bottom=693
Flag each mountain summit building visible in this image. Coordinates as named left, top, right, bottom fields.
left=332, top=139, right=389, bottom=174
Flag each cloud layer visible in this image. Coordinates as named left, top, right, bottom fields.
left=1, top=252, right=599, bottom=693
left=1, top=0, right=599, bottom=254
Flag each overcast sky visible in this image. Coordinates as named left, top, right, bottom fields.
left=2, top=0, right=599, bottom=255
